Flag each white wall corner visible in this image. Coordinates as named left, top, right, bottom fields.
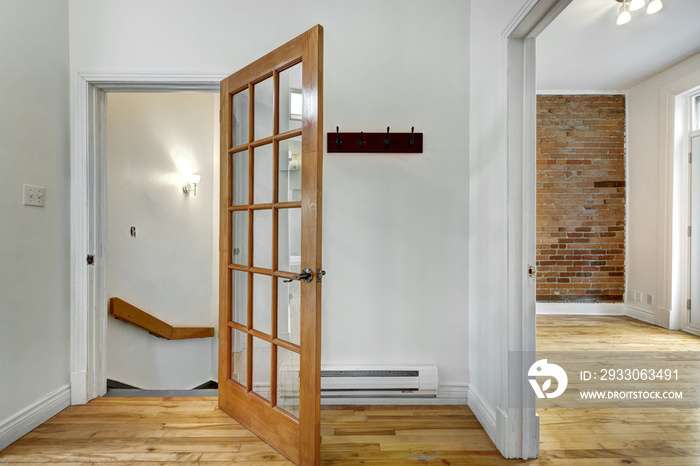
left=467, top=383, right=498, bottom=445
left=0, top=384, right=71, bottom=451
left=624, top=304, right=655, bottom=325
left=536, top=302, right=624, bottom=315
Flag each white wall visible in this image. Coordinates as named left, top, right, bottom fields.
left=106, top=92, right=218, bottom=389
left=626, top=52, right=700, bottom=328
left=69, top=0, right=471, bottom=395
left=0, top=0, right=71, bottom=447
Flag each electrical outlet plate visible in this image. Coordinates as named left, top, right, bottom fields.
left=647, top=294, right=654, bottom=305
left=23, top=184, right=46, bottom=207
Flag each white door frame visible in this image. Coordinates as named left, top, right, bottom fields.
left=682, top=127, right=700, bottom=335
left=501, top=0, right=571, bottom=458
left=69, top=73, right=223, bottom=404
left=662, top=76, right=700, bottom=333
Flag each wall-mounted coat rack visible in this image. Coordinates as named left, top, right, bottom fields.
left=327, top=126, right=423, bottom=153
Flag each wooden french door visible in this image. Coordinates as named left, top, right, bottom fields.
left=218, top=25, right=324, bottom=465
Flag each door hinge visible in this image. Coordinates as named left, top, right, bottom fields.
left=689, top=226, right=693, bottom=237
left=688, top=299, right=692, bottom=310
left=86, top=254, right=95, bottom=265
left=528, top=265, right=537, bottom=278
left=690, top=152, right=693, bottom=164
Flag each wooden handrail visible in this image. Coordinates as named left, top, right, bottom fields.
left=109, top=297, right=215, bottom=340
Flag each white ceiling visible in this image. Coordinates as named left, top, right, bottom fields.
left=537, top=0, right=700, bottom=92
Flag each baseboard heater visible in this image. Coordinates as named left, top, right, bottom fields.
left=320, top=365, right=437, bottom=398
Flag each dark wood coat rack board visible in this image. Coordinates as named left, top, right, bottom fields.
left=327, top=127, right=423, bottom=153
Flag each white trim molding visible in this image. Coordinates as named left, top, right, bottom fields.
left=437, top=382, right=469, bottom=403
left=495, top=0, right=572, bottom=459
left=537, top=302, right=624, bottom=315
left=0, top=384, right=71, bottom=451
left=665, top=76, right=700, bottom=333
left=467, top=383, right=498, bottom=443
left=624, top=304, right=656, bottom=325
left=70, top=73, right=224, bottom=405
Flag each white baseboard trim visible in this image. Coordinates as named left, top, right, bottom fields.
left=624, top=305, right=671, bottom=329
left=653, top=308, right=671, bottom=329
left=624, top=304, right=655, bottom=325
left=320, top=383, right=468, bottom=406
left=437, top=383, right=468, bottom=403
left=536, top=302, right=624, bottom=315
left=0, top=384, right=71, bottom=451
left=467, top=384, right=497, bottom=443
left=70, top=370, right=88, bottom=405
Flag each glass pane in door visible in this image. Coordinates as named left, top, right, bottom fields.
left=254, top=144, right=273, bottom=204
left=277, top=347, right=300, bottom=418
left=232, top=89, right=249, bottom=147
left=231, top=328, right=247, bottom=386
left=254, top=77, right=274, bottom=141
left=232, top=151, right=248, bottom=206
left=231, top=270, right=247, bottom=326
left=278, top=137, right=302, bottom=203
left=277, top=278, right=300, bottom=346
left=252, top=337, right=272, bottom=401
left=253, top=210, right=272, bottom=269
left=278, top=208, right=301, bottom=273
left=231, top=211, right=247, bottom=266
left=253, top=274, right=272, bottom=335
left=279, top=63, right=302, bottom=133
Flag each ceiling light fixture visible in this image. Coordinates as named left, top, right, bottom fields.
left=629, top=0, right=646, bottom=11
left=647, top=0, right=663, bottom=14
left=616, top=0, right=632, bottom=25
left=615, top=0, right=663, bottom=25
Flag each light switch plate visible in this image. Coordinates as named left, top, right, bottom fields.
left=23, top=184, right=46, bottom=207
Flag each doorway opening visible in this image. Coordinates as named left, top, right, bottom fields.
left=69, top=75, right=223, bottom=404
left=530, top=3, right=700, bottom=464
left=104, top=91, right=220, bottom=394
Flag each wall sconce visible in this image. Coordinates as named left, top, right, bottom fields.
left=182, top=173, right=201, bottom=196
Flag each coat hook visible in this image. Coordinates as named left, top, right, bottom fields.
left=335, top=126, right=341, bottom=147
left=359, top=131, right=365, bottom=148
left=409, top=126, right=415, bottom=148
left=385, top=126, right=390, bottom=148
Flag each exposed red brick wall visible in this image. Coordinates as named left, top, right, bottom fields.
left=536, top=95, right=625, bottom=302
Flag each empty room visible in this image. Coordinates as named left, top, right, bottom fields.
left=2, top=0, right=700, bottom=464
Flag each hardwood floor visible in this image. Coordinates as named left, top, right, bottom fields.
left=537, top=315, right=700, bottom=351
left=2, top=315, right=700, bottom=465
